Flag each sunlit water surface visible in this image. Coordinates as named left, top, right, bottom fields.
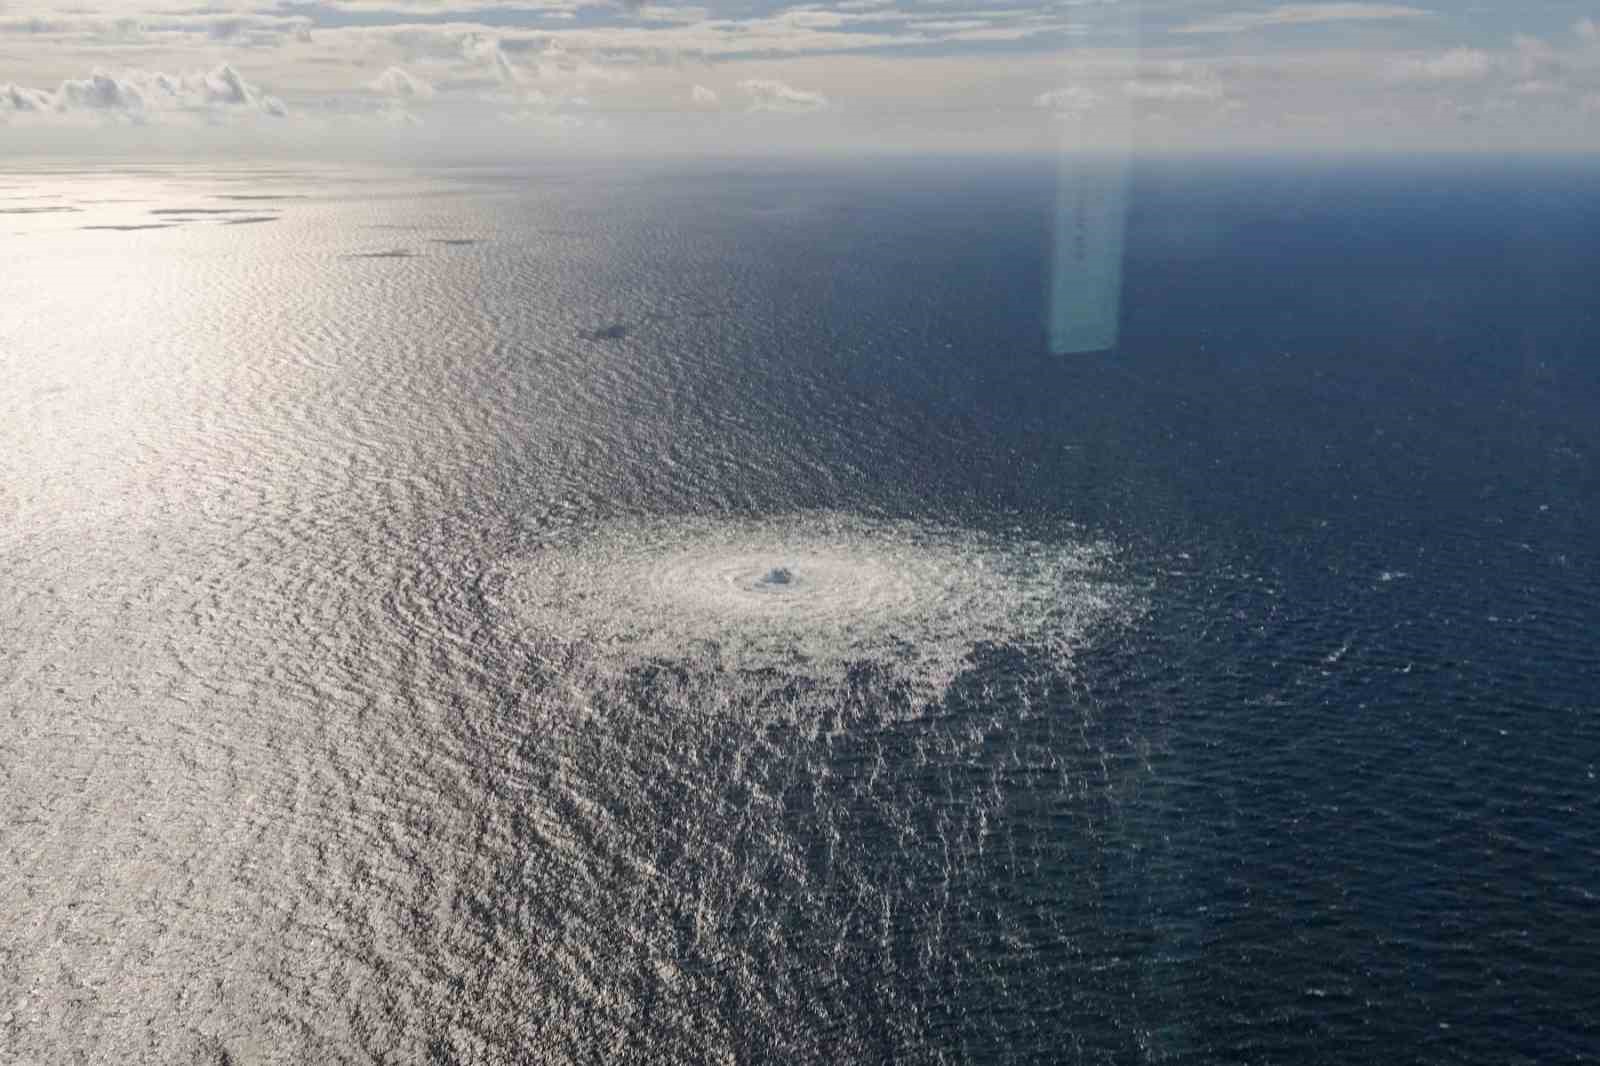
left=2, top=159, right=1597, bottom=1065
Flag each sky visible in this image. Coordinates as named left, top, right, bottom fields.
left=2, top=1, right=1598, bottom=156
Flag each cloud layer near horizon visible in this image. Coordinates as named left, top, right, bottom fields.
left=3, top=64, right=285, bottom=122
left=2, top=2, right=1598, bottom=154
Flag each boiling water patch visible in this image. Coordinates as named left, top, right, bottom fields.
left=501, top=512, right=1132, bottom=704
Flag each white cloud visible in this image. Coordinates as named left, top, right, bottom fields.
left=1510, top=79, right=1560, bottom=96
left=369, top=66, right=435, bottom=100
left=2, top=1, right=1599, bottom=154
left=1175, top=3, right=1432, bottom=36
left=377, top=104, right=424, bottom=126
left=1, top=64, right=286, bottom=122
left=1033, top=86, right=1101, bottom=113
left=1122, top=62, right=1228, bottom=105
left=1392, top=47, right=1494, bottom=82
left=0, top=10, right=312, bottom=47
left=633, top=5, right=706, bottom=24
left=533, top=41, right=633, bottom=88
left=502, top=109, right=586, bottom=130
left=260, top=0, right=582, bottom=12
left=1512, top=32, right=1559, bottom=73
left=1125, top=79, right=1225, bottom=101
left=2, top=84, right=56, bottom=113
left=462, top=33, right=523, bottom=85
left=739, top=78, right=827, bottom=113
left=0, top=4, right=1087, bottom=89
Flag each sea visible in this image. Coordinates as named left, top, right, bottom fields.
left=1, top=155, right=1596, bottom=1065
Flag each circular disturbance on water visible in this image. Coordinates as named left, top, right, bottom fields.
left=500, top=512, right=1134, bottom=699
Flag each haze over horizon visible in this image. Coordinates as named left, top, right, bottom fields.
left=3, top=1, right=1600, bottom=158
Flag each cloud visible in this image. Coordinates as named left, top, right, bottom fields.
left=1510, top=79, right=1560, bottom=96
left=198, top=65, right=264, bottom=107
left=1392, top=47, right=1494, bottom=82
left=739, top=78, right=827, bottom=113
left=1, top=64, right=286, bottom=122
left=369, top=66, right=435, bottom=100
left=54, top=73, right=141, bottom=111
left=1125, top=79, right=1225, bottom=102
left=0, top=11, right=312, bottom=50
left=2, top=83, right=55, bottom=113
left=462, top=33, right=523, bottom=85
left=1033, top=86, right=1101, bottom=113
left=3, top=0, right=1600, bottom=154
left=1123, top=62, right=1227, bottom=105
left=201, top=14, right=311, bottom=47
left=1175, top=3, right=1432, bottom=36
left=0, top=4, right=1086, bottom=87
left=533, top=40, right=633, bottom=88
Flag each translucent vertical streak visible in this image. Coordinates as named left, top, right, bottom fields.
left=1049, top=2, right=1137, bottom=355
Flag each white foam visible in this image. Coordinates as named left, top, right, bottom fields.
left=500, top=512, right=1132, bottom=700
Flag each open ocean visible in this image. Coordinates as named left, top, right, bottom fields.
left=2, top=156, right=1597, bottom=1064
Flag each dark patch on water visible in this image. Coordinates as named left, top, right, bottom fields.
left=343, top=248, right=420, bottom=259
left=583, top=322, right=629, bottom=341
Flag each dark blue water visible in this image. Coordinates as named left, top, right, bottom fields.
left=2, top=156, right=1596, bottom=1064
left=960, top=157, right=1600, bottom=1063
left=811, top=156, right=1600, bottom=1061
